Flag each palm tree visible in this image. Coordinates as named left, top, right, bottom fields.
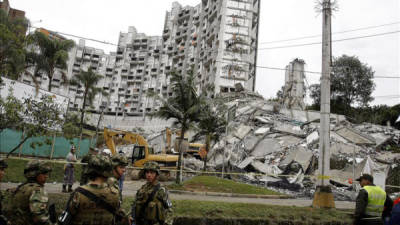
left=28, top=31, right=74, bottom=91
left=195, top=100, right=227, bottom=171
left=151, top=69, right=201, bottom=184
left=70, top=68, right=107, bottom=152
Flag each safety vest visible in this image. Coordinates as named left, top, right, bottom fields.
left=363, top=185, right=386, bottom=217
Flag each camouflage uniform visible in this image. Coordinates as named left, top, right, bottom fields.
left=133, top=162, right=173, bottom=225
left=0, top=159, right=8, bottom=225
left=109, top=154, right=129, bottom=200
left=79, top=153, right=92, bottom=185
left=109, top=154, right=131, bottom=225
left=8, top=160, right=52, bottom=225
left=68, top=155, right=128, bottom=225
left=80, top=148, right=98, bottom=185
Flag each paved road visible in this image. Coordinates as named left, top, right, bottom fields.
left=0, top=182, right=355, bottom=209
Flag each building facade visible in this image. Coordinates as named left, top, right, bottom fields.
left=19, top=0, right=260, bottom=127
left=282, top=58, right=306, bottom=110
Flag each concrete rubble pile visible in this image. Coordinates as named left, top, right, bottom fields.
left=201, top=92, right=400, bottom=199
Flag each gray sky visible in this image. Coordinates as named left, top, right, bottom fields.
left=10, top=0, right=400, bottom=106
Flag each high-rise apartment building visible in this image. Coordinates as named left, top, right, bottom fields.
left=20, top=0, right=260, bottom=127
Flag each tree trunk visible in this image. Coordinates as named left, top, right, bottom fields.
left=176, top=128, right=186, bottom=184
left=48, top=77, right=52, bottom=92
left=203, top=134, right=210, bottom=171
left=77, top=89, right=88, bottom=155
left=7, top=136, right=30, bottom=158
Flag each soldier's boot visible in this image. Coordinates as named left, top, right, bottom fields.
left=67, top=184, right=73, bottom=192
left=62, top=184, right=67, bottom=193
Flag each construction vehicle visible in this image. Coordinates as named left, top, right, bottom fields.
left=165, top=127, right=206, bottom=159
left=103, top=128, right=178, bottom=179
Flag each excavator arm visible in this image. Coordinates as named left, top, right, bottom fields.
left=103, top=128, right=149, bottom=156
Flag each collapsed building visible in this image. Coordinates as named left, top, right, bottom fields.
left=181, top=90, right=400, bottom=200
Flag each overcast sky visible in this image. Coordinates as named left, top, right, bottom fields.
left=10, top=0, right=400, bottom=106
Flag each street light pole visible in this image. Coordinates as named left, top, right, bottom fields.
left=312, top=0, right=335, bottom=208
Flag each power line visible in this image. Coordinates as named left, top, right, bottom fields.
left=373, top=95, right=400, bottom=99
left=31, top=26, right=118, bottom=46
left=31, top=26, right=400, bottom=80
left=258, top=30, right=400, bottom=50
left=259, top=21, right=400, bottom=45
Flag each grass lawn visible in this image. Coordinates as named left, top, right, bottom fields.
left=168, top=175, right=282, bottom=196
left=2, top=158, right=82, bottom=183
left=25, top=194, right=351, bottom=224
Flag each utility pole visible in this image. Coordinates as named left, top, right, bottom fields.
left=313, top=0, right=335, bottom=208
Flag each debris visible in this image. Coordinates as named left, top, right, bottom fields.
left=251, top=138, right=281, bottom=157
left=234, top=124, right=252, bottom=139
left=280, top=147, right=313, bottom=171
left=306, top=131, right=319, bottom=145
left=273, top=121, right=307, bottom=138
left=254, top=127, right=271, bottom=135
left=335, top=126, right=376, bottom=145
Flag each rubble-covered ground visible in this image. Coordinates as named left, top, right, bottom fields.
left=185, top=91, right=400, bottom=200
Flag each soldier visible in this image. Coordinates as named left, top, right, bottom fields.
left=110, top=154, right=129, bottom=197
left=133, top=161, right=173, bottom=225
left=64, top=155, right=129, bottom=225
left=8, top=160, right=53, bottom=225
left=0, top=159, right=8, bottom=225
left=80, top=147, right=99, bottom=185
left=63, top=145, right=77, bottom=193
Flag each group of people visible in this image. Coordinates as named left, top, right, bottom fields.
left=0, top=150, right=173, bottom=225
left=354, top=174, right=399, bottom=225
left=0, top=145, right=400, bottom=225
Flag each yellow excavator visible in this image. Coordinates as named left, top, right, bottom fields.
left=103, top=128, right=178, bottom=178
left=165, top=127, right=206, bottom=159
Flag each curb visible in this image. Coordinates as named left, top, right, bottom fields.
left=169, top=190, right=294, bottom=199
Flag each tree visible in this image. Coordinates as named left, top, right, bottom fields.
left=309, top=55, right=375, bottom=114
left=0, top=88, right=24, bottom=133
left=195, top=98, right=226, bottom=171
left=28, top=31, right=74, bottom=91
left=70, top=68, right=106, bottom=151
left=62, top=112, right=80, bottom=141
left=151, top=70, right=202, bottom=184
left=0, top=9, right=29, bottom=81
left=6, top=95, right=64, bottom=157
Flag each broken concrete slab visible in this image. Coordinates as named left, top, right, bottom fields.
left=236, top=105, right=254, bottom=115
left=254, top=127, right=271, bottom=135
left=375, top=153, right=400, bottom=164
left=277, top=135, right=303, bottom=148
left=330, top=131, right=349, bottom=144
left=243, top=135, right=259, bottom=152
left=250, top=160, right=282, bottom=175
left=279, top=147, right=313, bottom=171
left=237, top=156, right=255, bottom=169
left=254, top=116, right=271, bottom=124
left=234, top=124, right=252, bottom=139
left=251, top=138, right=281, bottom=157
left=370, top=133, right=393, bottom=147
left=335, top=126, right=376, bottom=145
left=306, top=131, right=319, bottom=145
left=273, top=122, right=306, bottom=137
left=330, top=142, right=362, bottom=156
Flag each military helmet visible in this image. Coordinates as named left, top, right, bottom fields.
left=0, top=158, right=8, bottom=169
left=24, top=160, right=52, bottom=180
left=139, top=161, right=160, bottom=179
left=87, top=155, right=113, bottom=178
left=111, top=154, right=129, bottom=167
